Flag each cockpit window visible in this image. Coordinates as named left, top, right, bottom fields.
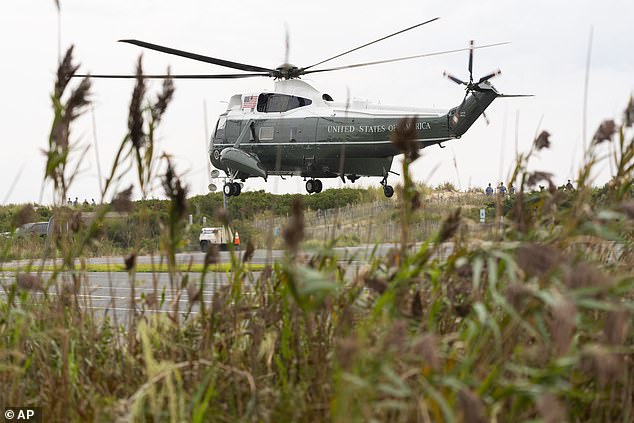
left=257, top=94, right=312, bottom=113
left=214, top=116, right=227, bottom=140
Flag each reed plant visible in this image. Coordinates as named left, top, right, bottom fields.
left=0, top=44, right=633, bottom=423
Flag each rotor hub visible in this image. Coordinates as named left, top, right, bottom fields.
left=274, top=63, right=301, bottom=79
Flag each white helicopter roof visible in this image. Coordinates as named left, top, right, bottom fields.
left=227, top=79, right=445, bottom=117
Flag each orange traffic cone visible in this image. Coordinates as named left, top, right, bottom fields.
left=234, top=230, right=241, bottom=250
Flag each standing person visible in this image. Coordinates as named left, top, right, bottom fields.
left=485, top=183, right=494, bottom=196
left=565, top=179, right=574, bottom=191
left=498, top=182, right=507, bottom=196
left=509, top=184, right=516, bottom=195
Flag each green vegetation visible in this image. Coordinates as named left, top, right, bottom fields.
left=1, top=42, right=633, bottom=422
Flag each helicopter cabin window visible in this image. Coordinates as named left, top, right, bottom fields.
left=257, top=94, right=312, bottom=113
left=214, top=116, right=227, bottom=141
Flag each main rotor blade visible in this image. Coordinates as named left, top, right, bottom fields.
left=119, top=39, right=275, bottom=73
left=303, top=17, right=439, bottom=71
left=71, top=73, right=270, bottom=79
left=443, top=71, right=466, bottom=85
left=468, top=40, right=474, bottom=82
left=478, top=69, right=501, bottom=83
left=302, top=42, right=509, bottom=75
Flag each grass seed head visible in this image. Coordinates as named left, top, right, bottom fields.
left=65, top=77, right=91, bottom=121
left=592, top=119, right=617, bottom=144
left=144, top=292, right=157, bottom=308
left=505, top=283, right=534, bottom=310
left=550, top=299, right=576, bottom=355
left=390, top=116, right=420, bottom=161
left=458, top=389, right=487, bottom=423
left=124, top=252, right=136, bottom=271
left=619, top=200, right=634, bottom=219
left=564, top=261, right=609, bottom=290
left=151, top=70, right=175, bottom=124
left=412, top=334, right=440, bottom=371
left=527, top=171, right=554, bottom=188
left=581, top=345, right=623, bottom=387
left=533, top=130, right=551, bottom=150
left=604, top=309, right=630, bottom=345
left=384, top=320, right=407, bottom=351
left=536, top=394, right=566, bottom=423
left=438, top=207, right=461, bottom=243
left=128, top=55, right=146, bottom=150
left=283, top=197, right=304, bottom=254
left=162, top=157, right=188, bottom=220
left=363, top=275, right=388, bottom=295
left=204, top=244, right=219, bottom=266
left=336, top=336, right=360, bottom=369
left=187, top=282, right=201, bottom=304
left=112, top=186, right=134, bottom=212
left=214, top=207, right=231, bottom=227
left=242, top=240, right=255, bottom=263
left=12, top=205, right=37, bottom=229
left=55, top=46, right=80, bottom=99
left=516, top=243, right=561, bottom=278
left=17, top=273, right=44, bottom=292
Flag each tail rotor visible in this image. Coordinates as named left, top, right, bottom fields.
left=443, top=40, right=502, bottom=94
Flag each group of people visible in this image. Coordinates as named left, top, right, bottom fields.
left=67, top=197, right=96, bottom=207
left=485, top=179, right=575, bottom=196
left=485, top=182, right=514, bottom=196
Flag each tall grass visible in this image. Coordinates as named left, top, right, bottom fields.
left=0, top=45, right=633, bottom=423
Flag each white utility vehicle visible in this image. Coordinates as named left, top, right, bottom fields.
left=199, top=227, right=235, bottom=252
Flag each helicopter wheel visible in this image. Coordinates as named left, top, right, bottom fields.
left=306, top=180, right=315, bottom=194
left=314, top=179, right=322, bottom=193
left=223, top=183, right=235, bottom=197
left=383, top=185, right=394, bottom=198
left=232, top=182, right=242, bottom=196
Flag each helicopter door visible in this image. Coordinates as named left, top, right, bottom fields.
left=225, top=119, right=241, bottom=144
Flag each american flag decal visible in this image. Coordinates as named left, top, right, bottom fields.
left=242, top=95, right=257, bottom=109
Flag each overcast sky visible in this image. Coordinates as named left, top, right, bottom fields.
left=1, top=0, right=632, bottom=204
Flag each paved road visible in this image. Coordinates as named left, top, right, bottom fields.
left=0, top=270, right=251, bottom=323
left=1, top=243, right=402, bottom=268
left=0, top=242, right=445, bottom=322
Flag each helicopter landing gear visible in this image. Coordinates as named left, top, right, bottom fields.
left=223, top=182, right=242, bottom=197
left=305, top=179, right=322, bottom=194
left=380, top=172, right=395, bottom=198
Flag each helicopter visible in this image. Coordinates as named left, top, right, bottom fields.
left=76, top=18, right=526, bottom=198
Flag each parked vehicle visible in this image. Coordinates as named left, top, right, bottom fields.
left=17, top=221, right=49, bottom=238
left=199, top=227, right=236, bottom=252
